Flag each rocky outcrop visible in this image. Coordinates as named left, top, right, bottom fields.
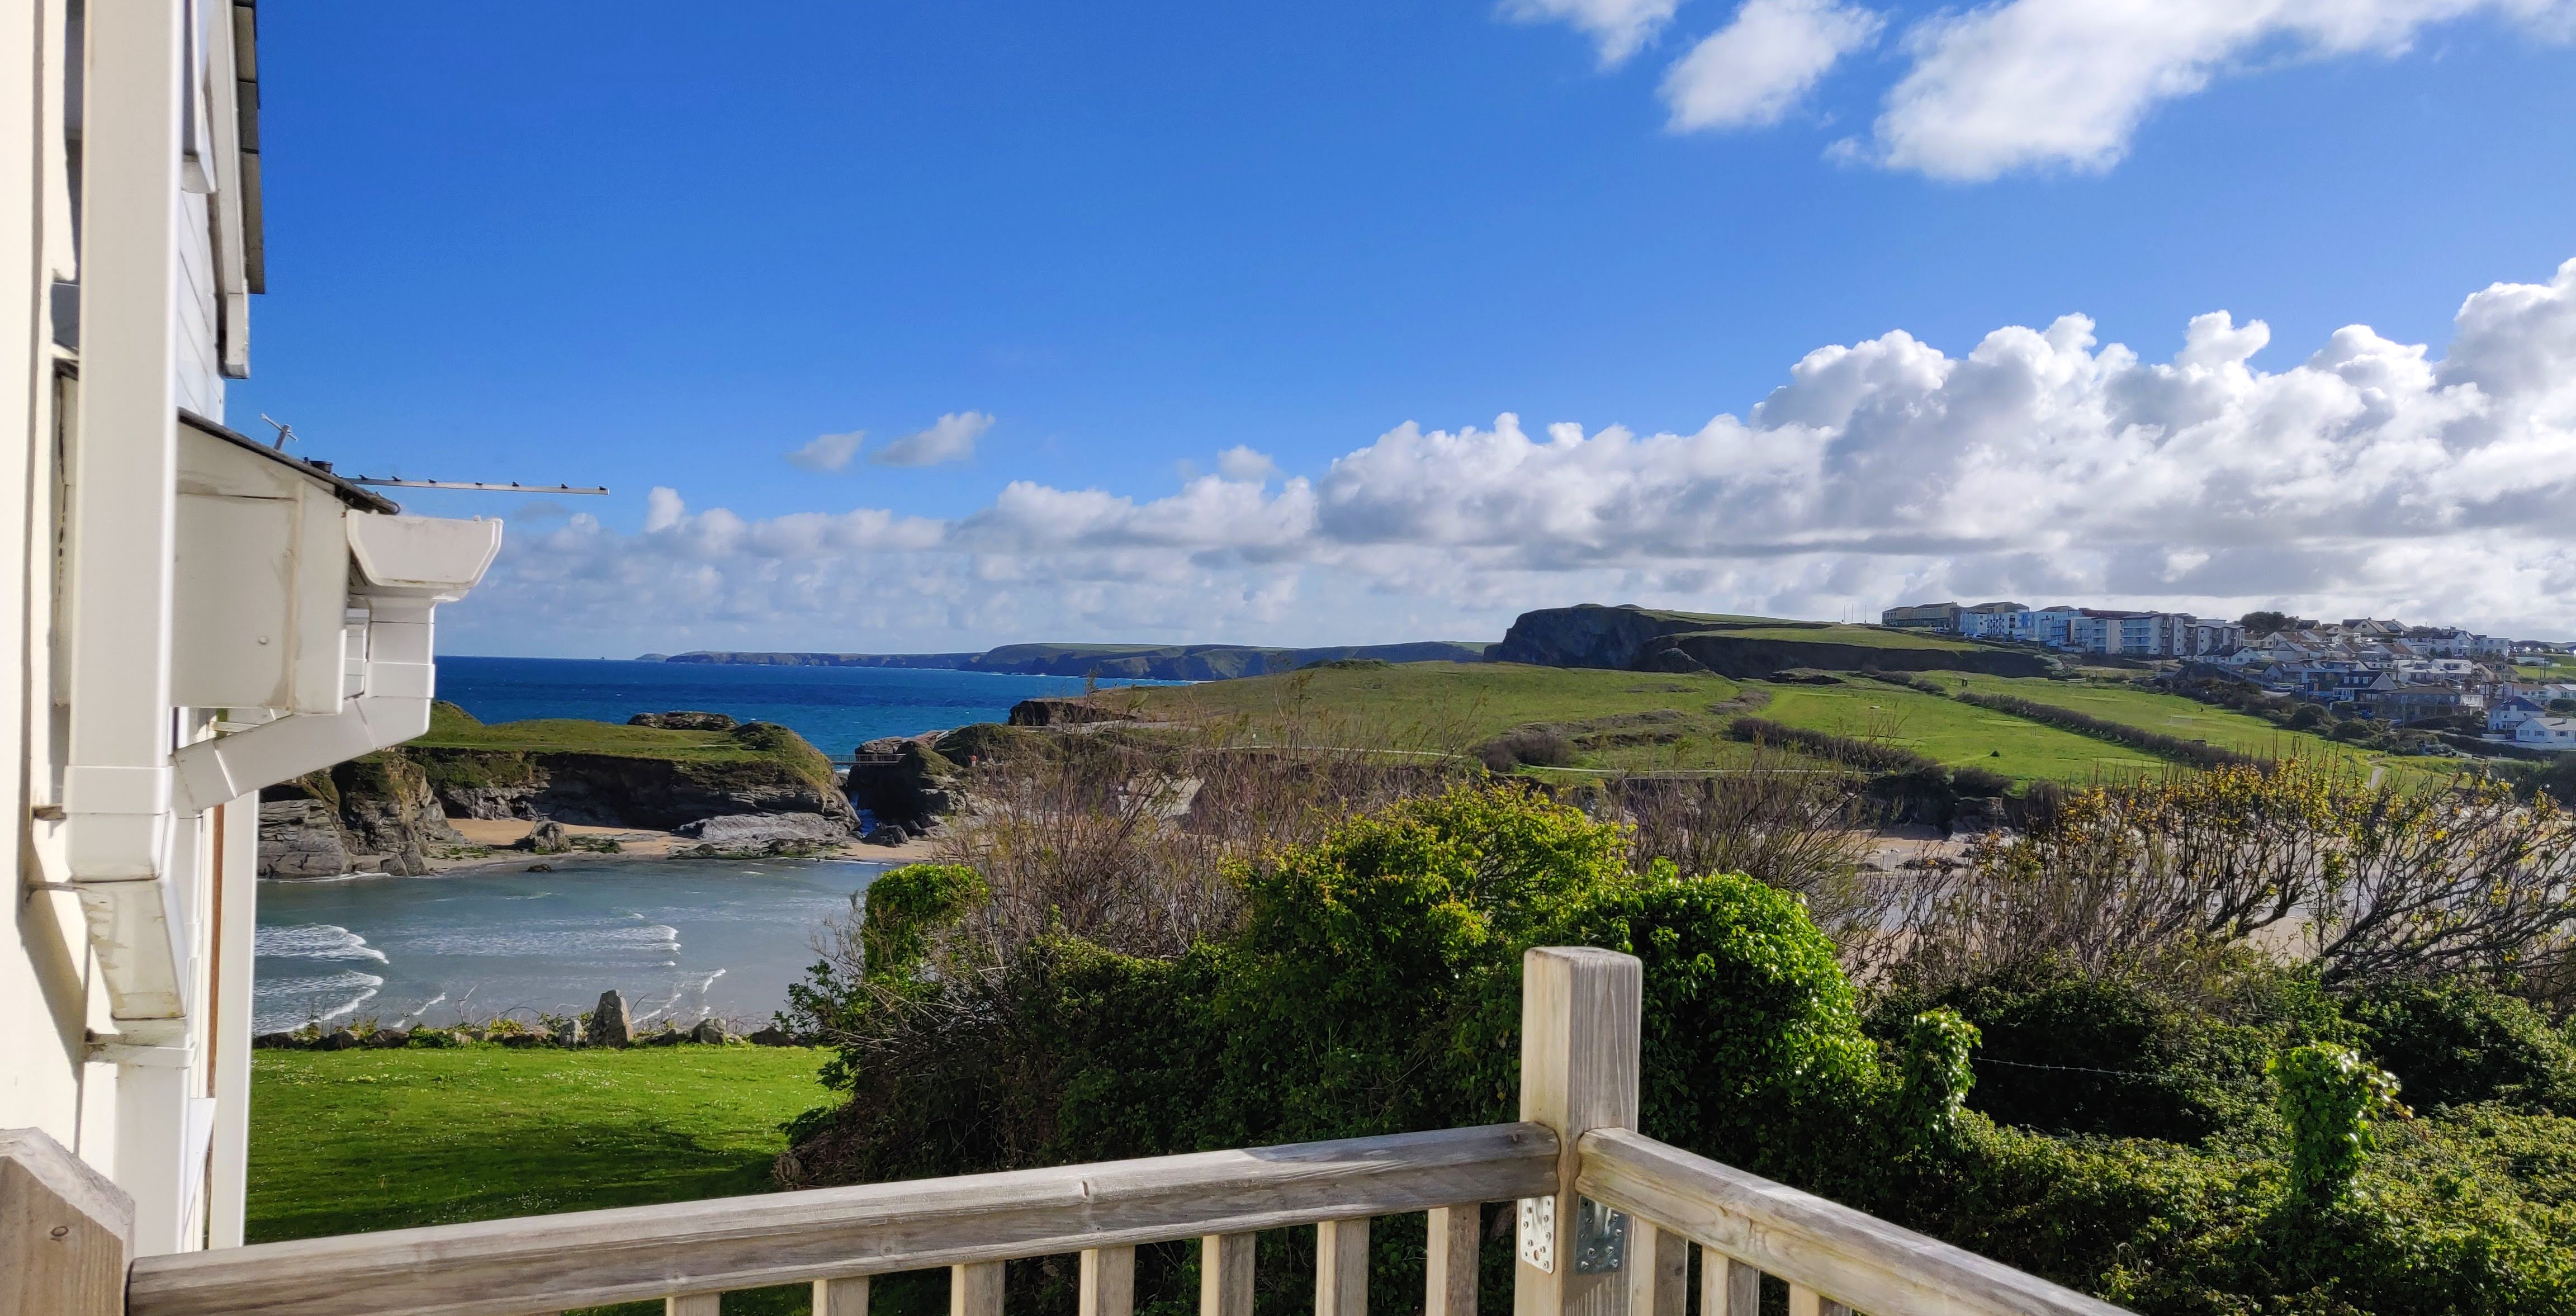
left=259, top=799, right=353, bottom=878
left=843, top=739, right=956, bottom=830
left=678, top=813, right=850, bottom=846
left=628, top=711, right=738, bottom=730
left=1007, top=698, right=1135, bottom=728
left=259, top=753, right=462, bottom=878
left=416, top=723, right=856, bottom=833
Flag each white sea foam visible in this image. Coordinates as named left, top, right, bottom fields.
left=256, top=924, right=390, bottom=964
left=252, top=969, right=386, bottom=1032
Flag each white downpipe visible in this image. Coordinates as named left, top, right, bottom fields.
left=168, top=598, right=440, bottom=815
left=67, top=0, right=190, bottom=1038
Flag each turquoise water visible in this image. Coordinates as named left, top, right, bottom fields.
left=254, top=857, right=880, bottom=1034
left=434, top=655, right=1170, bottom=758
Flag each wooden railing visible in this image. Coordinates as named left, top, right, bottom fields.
left=7, top=948, right=2133, bottom=1316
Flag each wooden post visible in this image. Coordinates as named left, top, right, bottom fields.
left=1425, top=1205, right=1479, bottom=1316
left=667, top=1295, right=721, bottom=1316
left=1698, top=1251, right=1758, bottom=1316
left=1201, top=1232, right=1255, bottom=1316
left=954, top=1261, right=1006, bottom=1316
left=815, top=1276, right=872, bottom=1316
left=1624, top=1225, right=1684, bottom=1316
left=1317, top=1218, right=1368, bottom=1316
left=1081, top=1247, right=1135, bottom=1316
left=2, top=1128, right=134, bottom=1316
left=1512, top=947, right=1642, bottom=1316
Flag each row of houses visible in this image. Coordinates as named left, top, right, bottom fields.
left=1881, top=601, right=2245, bottom=657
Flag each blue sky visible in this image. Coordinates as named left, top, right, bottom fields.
left=230, top=1, right=2576, bottom=655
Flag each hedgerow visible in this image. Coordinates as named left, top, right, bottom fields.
left=1951, top=690, right=2260, bottom=769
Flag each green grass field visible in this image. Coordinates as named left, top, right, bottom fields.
left=249, top=1047, right=828, bottom=1242
left=1133, top=661, right=1745, bottom=745
left=1707, top=623, right=1982, bottom=651
left=1923, top=673, right=2461, bottom=788
left=1750, top=681, right=2172, bottom=781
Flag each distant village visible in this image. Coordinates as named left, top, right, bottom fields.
left=1883, top=601, right=2576, bottom=750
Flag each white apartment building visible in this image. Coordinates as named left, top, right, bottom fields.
left=3, top=1, right=499, bottom=1258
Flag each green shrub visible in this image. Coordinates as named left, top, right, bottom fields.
left=858, top=863, right=989, bottom=982
left=1874, top=961, right=2291, bottom=1143
left=2274, top=1043, right=2404, bottom=1207
left=2342, top=979, right=2576, bottom=1112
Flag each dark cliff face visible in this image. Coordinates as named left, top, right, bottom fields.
left=259, top=754, right=462, bottom=877
left=1493, top=605, right=1712, bottom=669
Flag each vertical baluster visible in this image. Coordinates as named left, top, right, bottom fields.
left=1623, top=1224, right=1685, bottom=1316
left=1083, top=1247, right=1137, bottom=1316
left=1426, top=1205, right=1480, bottom=1316
left=816, top=1276, right=872, bottom=1316
left=1203, top=1232, right=1256, bottom=1316
left=668, top=1295, right=722, bottom=1316
left=1317, top=1218, right=1370, bottom=1316
left=1696, top=1251, right=1758, bottom=1316
left=1786, top=1284, right=1850, bottom=1316
left=954, top=1261, right=1007, bottom=1316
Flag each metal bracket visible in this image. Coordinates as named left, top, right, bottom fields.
left=1572, top=1197, right=1630, bottom=1274
left=1517, top=1196, right=1555, bottom=1272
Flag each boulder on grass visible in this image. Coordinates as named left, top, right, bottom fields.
left=591, top=990, right=632, bottom=1047
left=690, top=1019, right=727, bottom=1045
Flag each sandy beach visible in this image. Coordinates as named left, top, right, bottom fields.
left=430, top=817, right=946, bottom=873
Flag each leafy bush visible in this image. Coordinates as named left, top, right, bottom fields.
left=2272, top=1043, right=2404, bottom=1207
left=1874, top=960, right=2295, bottom=1143
left=2342, top=979, right=2576, bottom=1111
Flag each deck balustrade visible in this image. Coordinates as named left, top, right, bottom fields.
left=6, top=948, right=2131, bottom=1316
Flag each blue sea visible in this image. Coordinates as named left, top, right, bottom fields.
left=254, top=658, right=1175, bottom=1033
left=434, top=656, right=1172, bottom=757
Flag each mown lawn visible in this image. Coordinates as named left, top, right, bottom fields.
left=253, top=1047, right=834, bottom=1312
left=250, top=1047, right=827, bottom=1238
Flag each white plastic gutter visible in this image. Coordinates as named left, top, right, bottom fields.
left=169, top=515, right=502, bottom=816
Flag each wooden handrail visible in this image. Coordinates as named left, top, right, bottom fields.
left=126, top=1122, right=1557, bottom=1316
left=1576, top=1128, right=2130, bottom=1316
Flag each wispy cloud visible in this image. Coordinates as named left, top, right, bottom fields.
left=1662, top=0, right=1882, bottom=131
left=1873, top=0, right=2573, bottom=179
left=786, top=429, right=865, bottom=472
left=1500, top=0, right=1683, bottom=65
left=1515, top=0, right=2573, bottom=179
left=444, top=259, right=2576, bottom=654
left=872, top=411, right=995, bottom=468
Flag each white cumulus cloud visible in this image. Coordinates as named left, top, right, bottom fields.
left=1216, top=446, right=1279, bottom=481
left=1873, top=0, right=2574, bottom=179
left=439, top=259, right=2576, bottom=657
left=786, top=429, right=865, bottom=472
left=872, top=411, right=995, bottom=468
left=1663, top=0, right=1882, bottom=131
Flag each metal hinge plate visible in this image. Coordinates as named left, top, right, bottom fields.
left=1517, top=1196, right=1555, bottom=1272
